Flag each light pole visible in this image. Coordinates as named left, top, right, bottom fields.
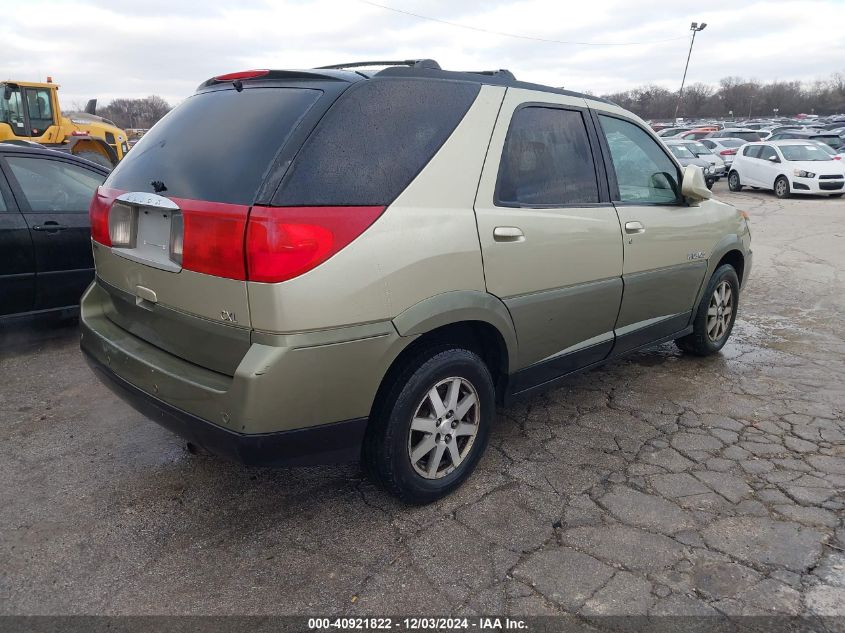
left=674, top=21, right=707, bottom=121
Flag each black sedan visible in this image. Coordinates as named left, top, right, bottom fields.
left=0, top=143, right=108, bottom=319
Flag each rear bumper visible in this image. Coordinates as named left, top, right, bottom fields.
left=80, top=281, right=412, bottom=465
left=84, top=348, right=367, bottom=465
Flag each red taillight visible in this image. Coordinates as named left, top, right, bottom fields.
left=174, top=199, right=250, bottom=280
left=246, top=206, right=385, bottom=283
left=720, top=149, right=737, bottom=156
left=89, top=187, right=117, bottom=246
left=214, top=69, right=269, bottom=81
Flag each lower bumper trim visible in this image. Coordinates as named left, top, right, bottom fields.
left=84, top=349, right=368, bottom=467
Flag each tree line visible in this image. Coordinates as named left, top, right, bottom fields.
left=97, top=95, right=172, bottom=129
left=601, top=72, right=845, bottom=120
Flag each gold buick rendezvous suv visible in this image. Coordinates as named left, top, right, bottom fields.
left=81, top=60, right=752, bottom=503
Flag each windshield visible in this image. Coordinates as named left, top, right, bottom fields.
left=813, top=143, right=837, bottom=156
left=780, top=144, right=833, bottom=162
left=668, top=145, right=695, bottom=159
left=0, top=83, right=27, bottom=134
left=690, top=142, right=713, bottom=155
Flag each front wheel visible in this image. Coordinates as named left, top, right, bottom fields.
left=728, top=170, right=742, bottom=191
left=774, top=176, right=791, bottom=199
left=676, top=264, right=740, bottom=356
left=363, top=347, right=494, bottom=504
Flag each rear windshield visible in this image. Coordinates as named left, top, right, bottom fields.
left=720, top=139, right=746, bottom=148
left=811, top=135, right=842, bottom=148
left=733, top=131, right=763, bottom=142
left=105, top=87, right=321, bottom=205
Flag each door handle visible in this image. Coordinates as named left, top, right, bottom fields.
left=32, top=222, right=68, bottom=232
left=624, top=221, right=645, bottom=234
left=493, top=226, right=525, bottom=242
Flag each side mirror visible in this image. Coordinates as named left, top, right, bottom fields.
left=2, top=85, right=12, bottom=101
left=768, top=156, right=779, bottom=162
left=681, top=164, right=712, bottom=203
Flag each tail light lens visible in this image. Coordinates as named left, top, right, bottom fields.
left=89, top=191, right=384, bottom=284
left=720, top=149, right=737, bottom=156
left=246, top=206, right=385, bottom=283
left=108, top=202, right=136, bottom=247
left=176, top=200, right=249, bottom=279
left=89, top=187, right=113, bottom=246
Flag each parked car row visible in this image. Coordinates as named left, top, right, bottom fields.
left=652, top=115, right=845, bottom=150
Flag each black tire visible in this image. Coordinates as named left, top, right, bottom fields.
left=705, top=177, right=715, bottom=190
left=676, top=264, right=740, bottom=356
left=728, top=170, right=742, bottom=191
left=774, top=175, right=791, bottom=199
left=75, top=150, right=113, bottom=169
left=363, top=346, right=494, bottom=504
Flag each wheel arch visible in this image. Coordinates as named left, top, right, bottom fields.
left=691, top=236, right=747, bottom=311
left=68, top=136, right=118, bottom=166
left=380, top=291, right=519, bottom=409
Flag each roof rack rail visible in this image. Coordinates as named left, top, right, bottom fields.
left=465, top=69, right=516, bottom=80
left=317, top=59, right=441, bottom=70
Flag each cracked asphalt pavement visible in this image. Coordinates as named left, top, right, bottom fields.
left=1, top=183, right=843, bottom=618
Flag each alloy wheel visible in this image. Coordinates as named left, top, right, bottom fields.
left=407, top=377, right=480, bottom=479
left=707, top=281, right=734, bottom=342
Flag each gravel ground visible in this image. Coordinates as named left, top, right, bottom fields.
left=1, top=182, right=843, bottom=619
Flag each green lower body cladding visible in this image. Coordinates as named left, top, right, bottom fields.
left=79, top=281, right=413, bottom=461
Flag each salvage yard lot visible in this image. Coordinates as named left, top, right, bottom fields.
left=1, top=183, right=843, bottom=617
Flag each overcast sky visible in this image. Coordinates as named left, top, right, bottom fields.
left=3, top=0, right=844, bottom=107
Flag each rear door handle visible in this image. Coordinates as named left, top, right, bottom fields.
left=624, top=221, right=645, bottom=234
left=493, top=226, right=525, bottom=242
left=32, top=222, right=68, bottom=232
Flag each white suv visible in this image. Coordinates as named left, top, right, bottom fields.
left=728, top=140, right=845, bottom=198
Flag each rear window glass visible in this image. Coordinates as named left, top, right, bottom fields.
left=105, top=87, right=321, bottom=205
left=274, top=78, right=480, bottom=206
left=496, top=106, right=599, bottom=206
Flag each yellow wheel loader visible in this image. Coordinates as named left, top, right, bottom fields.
left=0, top=78, right=129, bottom=168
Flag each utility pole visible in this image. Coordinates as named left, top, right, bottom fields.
left=674, top=22, right=707, bottom=121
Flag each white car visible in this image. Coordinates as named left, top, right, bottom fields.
left=728, top=140, right=845, bottom=198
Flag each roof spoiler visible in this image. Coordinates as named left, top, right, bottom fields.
left=317, top=59, right=442, bottom=70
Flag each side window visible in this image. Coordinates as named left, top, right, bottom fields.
left=1, top=85, right=27, bottom=134
left=25, top=89, right=53, bottom=136
left=743, top=145, right=762, bottom=158
left=7, top=157, right=105, bottom=212
left=598, top=115, right=681, bottom=204
left=496, top=106, right=599, bottom=206
left=759, top=145, right=778, bottom=161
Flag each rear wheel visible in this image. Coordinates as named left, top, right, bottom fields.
left=676, top=264, right=740, bottom=356
left=728, top=170, right=742, bottom=191
left=774, top=176, right=791, bottom=199
left=363, top=346, right=494, bottom=504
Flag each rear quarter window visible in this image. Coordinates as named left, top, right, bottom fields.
left=273, top=78, right=480, bottom=206
left=104, top=87, right=322, bottom=205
